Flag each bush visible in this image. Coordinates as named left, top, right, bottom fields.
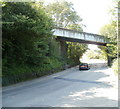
left=2, top=57, right=64, bottom=86
left=112, top=58, right=118, bottom=75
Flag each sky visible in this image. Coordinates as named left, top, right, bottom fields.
left=43, top=0, right=114, bottom=50
left=43, top=0, right=113, bottom=34
left=67, top=0, right=113, bottom=33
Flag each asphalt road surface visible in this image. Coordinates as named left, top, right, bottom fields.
left=2, top=60, right=118, bottom=107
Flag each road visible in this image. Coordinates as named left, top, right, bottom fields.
left=2, top=60, right=118, bottom=107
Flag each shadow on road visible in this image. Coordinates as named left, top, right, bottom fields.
left=2, top=62, right=118, bottom=107
left=54, top=77, right=112, bottom=87
left=53, top=66, right=118, bottom=107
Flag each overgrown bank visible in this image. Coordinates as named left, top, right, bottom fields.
left=112, top=58, right=119, bottom=75
left=2, top=57, right=65, bottom=86
left=2, top=2, right=87, bottom=86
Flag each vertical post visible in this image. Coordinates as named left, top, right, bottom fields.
left=59, top=40, right=68, bottom=58
left=106, top=45, right=112, bottom=67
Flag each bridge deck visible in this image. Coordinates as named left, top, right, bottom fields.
left=53, top=28, right=107, bottom=46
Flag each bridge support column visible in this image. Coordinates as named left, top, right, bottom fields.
left=59, top=40, right=68, bottom=58
left=107, top=55, right=112, bottom=67
left=106, top=46, right=112, bottom=67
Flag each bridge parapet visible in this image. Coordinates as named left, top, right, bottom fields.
left=53, top=28, right=107, bottom=45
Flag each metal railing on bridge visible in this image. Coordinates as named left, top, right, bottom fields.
left=53, top=27, right=108, bottom=46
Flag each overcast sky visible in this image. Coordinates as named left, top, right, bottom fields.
left=43, top=0, right=113, bottom=34
left=43, top=0, right=114, bottom=49
left=68, top=0, right=114, bottom=33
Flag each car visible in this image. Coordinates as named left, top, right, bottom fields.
left=79, top=63, right=90, bottom=70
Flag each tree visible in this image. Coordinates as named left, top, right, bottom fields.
left=99, top=23, right=117, bottom=66
left=99, top=1, right=118, bottom=66
left=2, top=2, right=54, bottom=75
left=45, top=0, right=83, bottom=29
left=67, top=42, right=88, bottom=65
left=45, top=0, right=88, bottom=65
left=84, top=49, right=105, bottom=60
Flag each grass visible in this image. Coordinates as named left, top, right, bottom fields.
left=2, top=57, right=65, bottom=86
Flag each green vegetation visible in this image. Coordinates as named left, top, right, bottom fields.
left=2, top=1, right=87, bottom=86
left=99, top=21, right=117, bottom=65
left=99, top=1, right=119, bottom=74
left=45, top=0, right=88, bottom=66
left=67, top=42, right=87, bottom=65
left=112, top=58, right=118, bottom=75
left=2, top=2, right=64, bottom=86
left=84, top=49, right=106, bottom=60
left=45, top=0, right=83, bottom=29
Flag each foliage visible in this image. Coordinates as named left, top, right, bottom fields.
left=45, top=0, right=83, bottom=29
left=67, top=42, right=88, bottom=65
left=67, top=23, right=83, bottom=31
left=2, top=57, right=64, bottom=86
left=99, top=23, right=117, bottom=66
left=2, top=2, right=65, bottom=85
left=99, top=1, right=118, bottom=66
left=85, top=50, right=106, bottom=60
left=2, top=2, right=53, bottom=67
left=2, top=1, right=87, bottom=85
left=112, top=58, right=118, bottom=75
left=48, top=37, right=61, bottom=58
left=45, top=0, right=88, bottom=65
left=99, top=21, right=117, bottom=40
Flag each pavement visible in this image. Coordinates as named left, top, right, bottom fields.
left=2, top=60, right=118, bottom=107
